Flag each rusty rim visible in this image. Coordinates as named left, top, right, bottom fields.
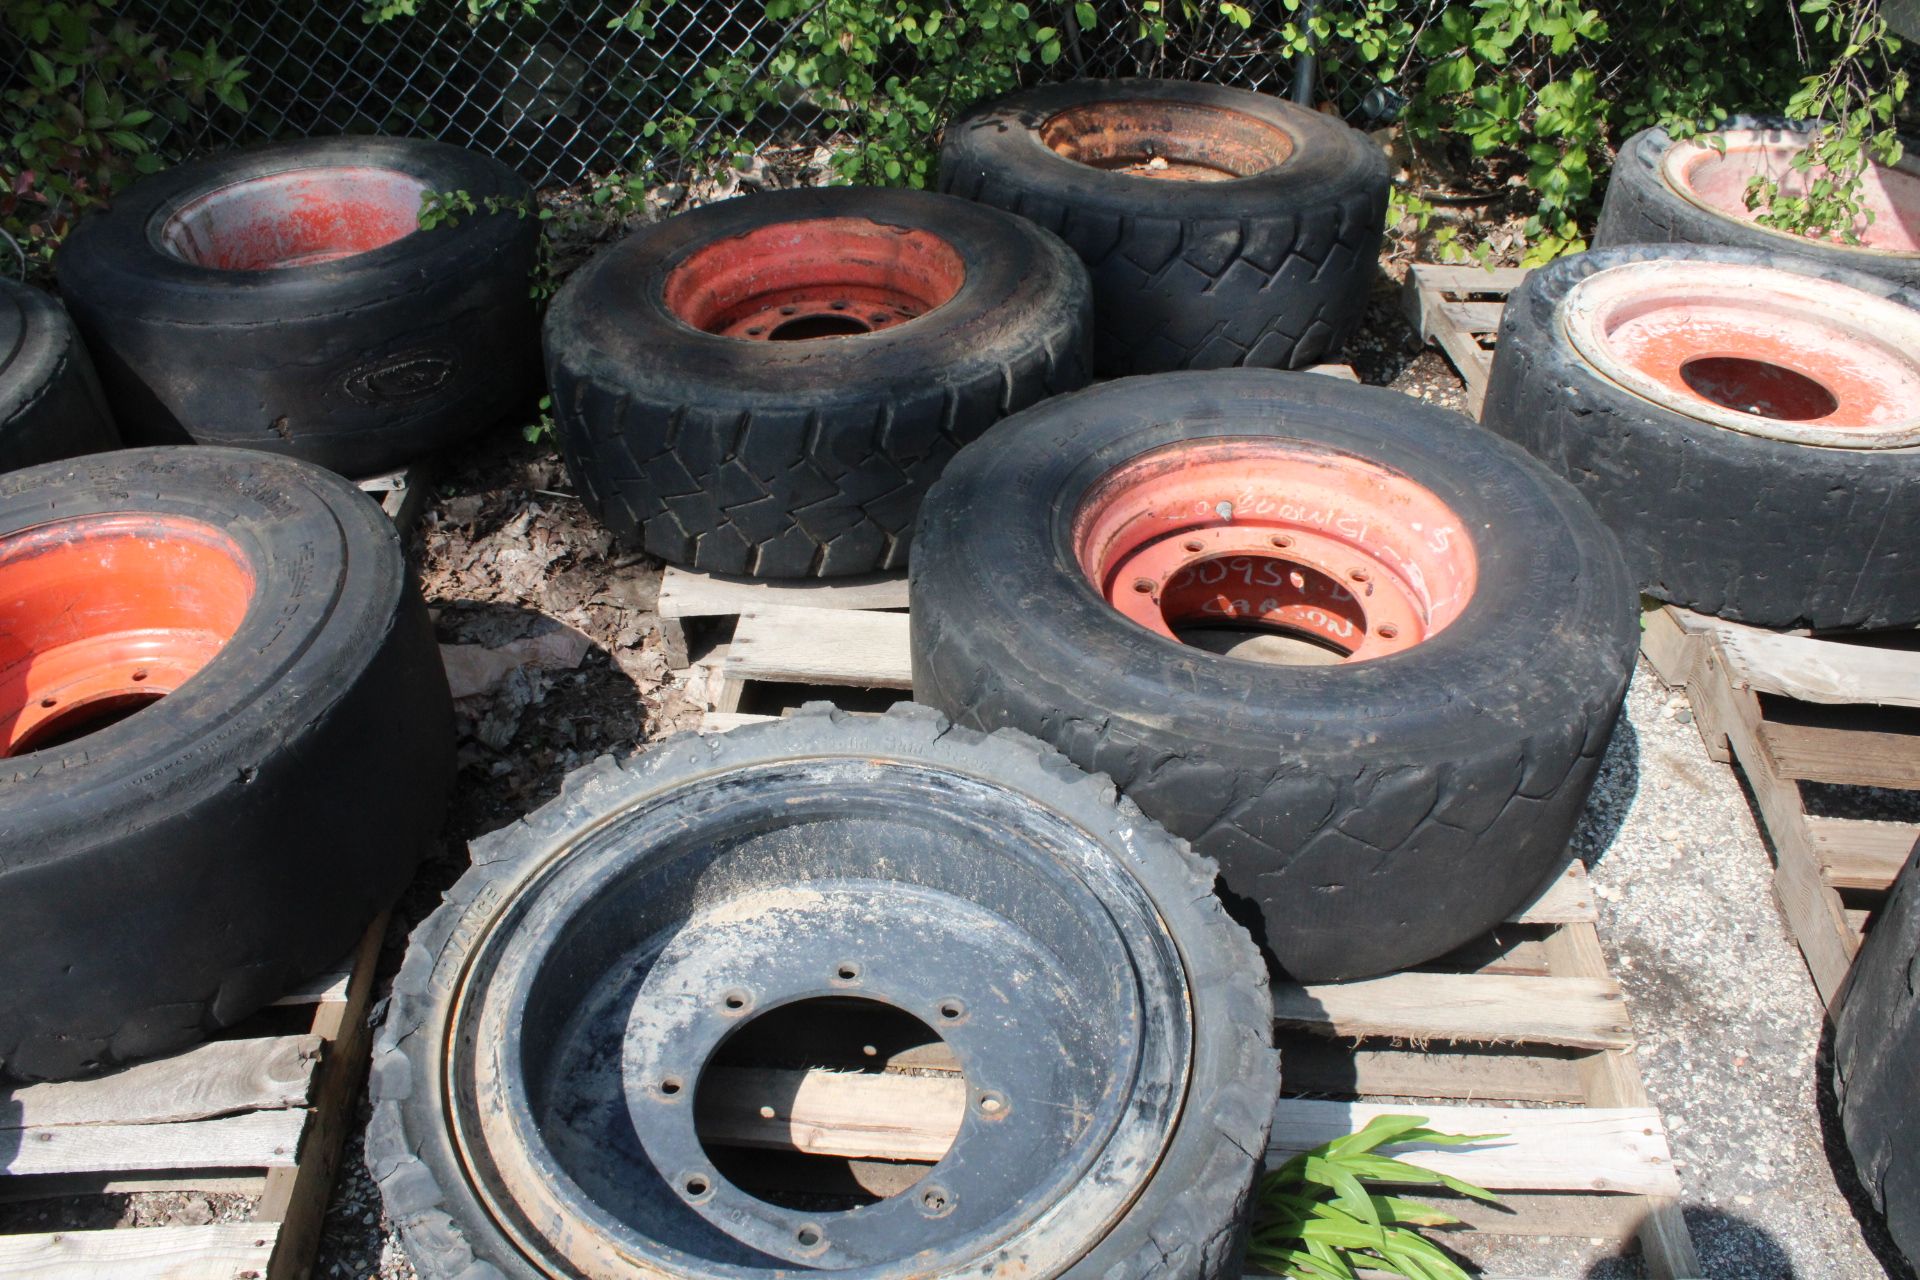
left=663, top=217, right=966, bottom=341
left=1662, top=130, right=1920, bottom=256
left=1040, top=100, right=1294, bottom=182
left=1073, top=441, right=1478, bottom=665
left=1561, top=261, right=1920, bottom=449
left=156, top=166, right=430, bottom=271
left=0, top=515, right=254, bottom=757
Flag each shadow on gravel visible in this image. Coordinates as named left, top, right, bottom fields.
left=1573, top=710, right=1642, bottom=877
left=1628, top=1209, right=1802, bottom=1279
left=1814, top=1021, right=1920, bottom=1280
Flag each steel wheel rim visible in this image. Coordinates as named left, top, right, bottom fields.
left=154, top=166, right=431, bottom=271
left=1072, top=439, right=1478, bottom=664
left=0, top=514, right=254, bottom=757
left=1561, top=260, right=1920, bottom=449
left=442, top=757, right=1191, bottom=1280
left=1661, top=129, right=1920, bottom=258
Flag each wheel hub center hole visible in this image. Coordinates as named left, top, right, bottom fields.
left=6, top=691, right=167, bottom=757
left=1156, top=553, right=1367, bottom=664
left=767, top=312, right=874, bottom=341
left=1677, top=356, right=1840, bottom=421
left=693, top=996, right=965, bottom=1210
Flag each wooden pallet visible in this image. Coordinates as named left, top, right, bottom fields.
left=1642, top=604, right=1920, bottom=1009
left=664, top=567, right=1700, bottom=1278
left=1402, top=264, right=1530, bottom=417
left=0, top=917, right=385, bottom=1280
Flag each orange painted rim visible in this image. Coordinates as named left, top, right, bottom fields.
left=1561, top=260, right=1920, bottom=449
left=662, top=217, right=966, bottom=341
left=1663, top=130, right=1920, bottom=256
left=0, top=515, right=255, bottom=757
left=1041, top=100, right=1294, bottom=182
left=1073, top=441, right=1477, bottom=664
left=157, top=166, right=430, bottom=271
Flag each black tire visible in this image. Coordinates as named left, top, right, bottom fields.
left=54, top=137, right=541, bottom=477
left=910, top=371, right=1637, bottom=982
left=938, top=78, right=1389, bottom=376
left=1834, top=838, right=1920, bottom=1265
left=1481, top=243, right=1920, bottom=631
left=1595, top=116, right=1920, bottom=289
left=0, top=277, right=119, bottom=472
left=0, top=447, right=453, bottom=1081
left=367, top=704, right=1275, bottom=1280
left=544, top=186, right=1091, bottom=578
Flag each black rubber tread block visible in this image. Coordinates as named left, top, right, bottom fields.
left=1482, top=242, right=1920, bottom=631
left=939, top=78, right=1389, bottom=376
left=543, top=186, right=1093, bottom=578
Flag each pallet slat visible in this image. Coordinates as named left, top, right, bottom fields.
left=1269, top=1100, right=1679, bottom=1196
left=2, top=1111, right=306, bottom=1177
left=5, top=1036, right=320, bottom=1130
left=0, top=1223, right=279, bottom=1280
left=724, top=606, right=913, bottom=688
left=1809, top=817, right=1919, bottom=890
left=1715, top=622, right=1920, bottom=710
left=1757, top=720, right=1920, bottom=789
left=1273, top=972, right=1632, bottom=1050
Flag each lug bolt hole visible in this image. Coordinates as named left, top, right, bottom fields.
left=829, top=300, right=849, bottom=311
left=721, top=988, right=751, bottom=1013
left=780, top=306, right=797, bottom=315
left=1183, top=539, right=1204, bottom=553
left=796, top=1226, right=823, bottom=1248
left=1131, top=577, right=1155, bottom=594
left=976, top=1090, right=1007, bottom=1116
left=920, top=1184, right=955, bottom=1217
left=39, top=697, right=56, bottom=708
left=131, top=669, right=150, bottom=682
left=1269, top=534, right=1293, bottom=549
left=834, top=962, right=861, bottom=983
left=1377, top=624, right=1399, bottom=639
left=939, top=999, right=966, bottom=1020
left=746, top=327, right=764, bottom=336
left=684, top=1175, right=710, bottom=1198
left=659, top=1076, right=683, bottom=1097
left=1349, top=568, right=1370, bottom=582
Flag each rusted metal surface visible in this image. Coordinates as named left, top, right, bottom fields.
left=1072, top=441, right=1478, bottom=663
left=662, top=217, right=966, bottom=341
left=155, top=166, right=430, bottom=271
left=0, top=513, right=254, bottom=755
left=1039, top=99, right=1294, bottom=181
left=1560, top=259, right=1920, bottom=448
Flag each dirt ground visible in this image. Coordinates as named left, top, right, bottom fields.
left=10, top=162, right=1913, bottom=1278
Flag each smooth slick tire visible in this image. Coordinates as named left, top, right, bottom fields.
left=544, top=186, right=1092, bottom=578
left=1596, top=116, right=1920, bottom=288
left=0, top=447, right=454, bottom=1081
left=0, top=278, right=119, bottom=472
left=367, top=705, right=1275, bottom=1280
left=55, top=137, right=540, bottom=477
left=939, top=78, right=1389, bottom=375
left=1482, top=243, right=1920, bottom=630
left=910, top=371, right=1637, bottom=982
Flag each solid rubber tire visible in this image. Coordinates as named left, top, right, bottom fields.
left=0, top=447, right=454, bottom=1081
left=1595, top=116, right=1920, bottom=289
left=908, top=371, right=1637, bottom=982
left=543, top=186, right=1092, bottom=578
left=54, top=137, right=540, bottom=477
left=1481, top=242, right=1920, bottom=631
left=1833, top=840, right=1920, bottom=1265
left=938, top=78, right=1389, bottom=376
left=0, top=277, right=119, bottom=472
left=366, top=703, right=1276, bottom=1280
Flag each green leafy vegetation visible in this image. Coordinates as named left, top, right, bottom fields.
left=1246, top=1113, right=1502, bottom=1280
left=2, top=0, right=249, bottom=279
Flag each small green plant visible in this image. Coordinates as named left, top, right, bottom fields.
left=1246, top=1114, right=1502, bottom=1280
left=1743, top=0, right=1909, bottom=244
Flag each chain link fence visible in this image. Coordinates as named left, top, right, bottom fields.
left=22, top=0, right=1848, bottom=190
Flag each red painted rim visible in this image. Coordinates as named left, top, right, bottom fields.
left=1073, top=441, right=1477, bottom=664
left=0, top=515, right=254, bottom=757
left=1665, top=131, right=1920, bottom=255
left=663, top=217, right=966, bottom=341
left=1040, top=100, right=1293, bottom=182
left=157, top=166, right=430, bottom=271
left=1561, top=261, right=1920, bottom=448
